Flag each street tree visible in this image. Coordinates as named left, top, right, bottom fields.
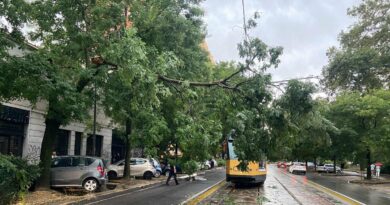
left=328, top=90, right=390, bottom=179
left=322, top=0, right=389, bottom=93
left=322, top=0, right=390, bottom=179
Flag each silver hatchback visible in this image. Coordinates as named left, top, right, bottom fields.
left=51, top=156, right=107, bottom=192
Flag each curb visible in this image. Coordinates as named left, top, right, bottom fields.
left=349, top=180, right=390, bottom=185
left=67, top=181, right=165, bottom=205
left=180, top=179, right=226, bottom=205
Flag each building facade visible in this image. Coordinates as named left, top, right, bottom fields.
left=0, top=100, right=113, bottom=164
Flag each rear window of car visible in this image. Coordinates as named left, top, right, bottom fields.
left=85, top=157, right=96, bottom=166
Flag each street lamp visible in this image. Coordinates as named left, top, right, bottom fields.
left=92, top=79, right=97, bottom=156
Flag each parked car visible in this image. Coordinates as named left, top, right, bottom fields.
left=323, top=164, right=342, bottom=173
left=307, top=162, right=315, bottom=168
left=51, top=156, right=107, bottom=192
left=211, top=159, right=218, bottom=168
left=107, top=158, right=156, bottom=180
left=288, top=162, right=307, bottom=175
left=316, top=164, right=326, bottom=172
left=162, top=164, right=183, bottom=176
left=150, top=158, right=162, bottom=177
left=200, top=159, right=218, bottom=170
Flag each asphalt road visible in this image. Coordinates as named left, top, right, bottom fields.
left=307, top=173, right=390, bottom=205
left=77, top=168, right=225, bottom=205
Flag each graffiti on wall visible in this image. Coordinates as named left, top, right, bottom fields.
left=24, top=144, right=41, bottom=164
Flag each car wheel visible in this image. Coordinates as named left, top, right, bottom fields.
left=154, top=170, right=161, bottom=178
left=108, top=171, right=117, bottom=180
left=83, top=178, right=99, bottom=192
left=144, top=171, right=153, bottom=180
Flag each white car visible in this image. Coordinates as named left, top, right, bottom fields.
left=201, top=159, right=218, bottom=170
left=289, top=162, right=307, bottom=175
left=107, top=158, right=156, bottom=180
left=323, top=164, right=342, bottom=173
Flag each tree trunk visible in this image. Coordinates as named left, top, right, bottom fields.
left=36, top=116, right=61, bottom=189
left=314, top=157, right=317, bottom=171
left=123, top=119, right=132, bottom=179
left=366, top=148, right=371, bottom=180
left=333, top=155, right=337, bottom=174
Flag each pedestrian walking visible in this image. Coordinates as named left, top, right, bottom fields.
left=376, top=165, right=381, bottom=178
left=166, top=164, right=179, bottom=185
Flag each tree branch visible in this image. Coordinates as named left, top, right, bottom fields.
left=157, top=74, right=223, bottom=87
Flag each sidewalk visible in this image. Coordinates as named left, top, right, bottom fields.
left=19, top=177, right=166, bottom=205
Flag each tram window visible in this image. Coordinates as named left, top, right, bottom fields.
left=228, top=142, right=238, bottom=159
left=259, top=160, right=266, bottom=169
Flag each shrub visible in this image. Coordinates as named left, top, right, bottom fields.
left=216, top=159, right=226, bottom=167
left=182, top=160, right=199, bottom=175
left=0, top=155, right=40, bottom=204
left=381, top=164, right=390, bottom=174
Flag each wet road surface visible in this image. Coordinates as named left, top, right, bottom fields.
left=75, top=165, right=390, bottom=205
left=201, top=165, right=345, bottom=205
left=308, top=173, right=390, bottom=205
left=76, top=168, right=225, bottom=205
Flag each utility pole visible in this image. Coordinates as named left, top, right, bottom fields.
left=92, top=80, right=97, bottom=156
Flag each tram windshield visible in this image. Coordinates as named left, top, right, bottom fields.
left=228, top=141, right=238, bottom=160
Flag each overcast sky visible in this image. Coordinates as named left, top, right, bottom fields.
left=202, top=0, right=361, bottom=82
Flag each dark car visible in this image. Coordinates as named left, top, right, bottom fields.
left=51, top=156, right=107, bottom=192
left=162, top=164, right=182, bottom=176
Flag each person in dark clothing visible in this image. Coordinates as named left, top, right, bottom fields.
left=210, top=159, right=215, bottom=169
left=166, top=164, right=179, bottom=185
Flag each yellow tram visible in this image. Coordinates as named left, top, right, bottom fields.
left=225, top=136, right=267, bottom=184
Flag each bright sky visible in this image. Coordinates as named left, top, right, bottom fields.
left=202, top=0, right=361, bottom=82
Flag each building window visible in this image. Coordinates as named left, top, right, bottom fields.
left=54, top=129, right=69, bottom=156
left=0, top=135, right=23, bottom=156
left=74, top=132, right=82, bottom=155
left=86, top=135, right=103, bottom=157
left=0, top=105, right=28, bottom=156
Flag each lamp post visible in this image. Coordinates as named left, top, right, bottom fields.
left=92, top=79, right=97, bottom=156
